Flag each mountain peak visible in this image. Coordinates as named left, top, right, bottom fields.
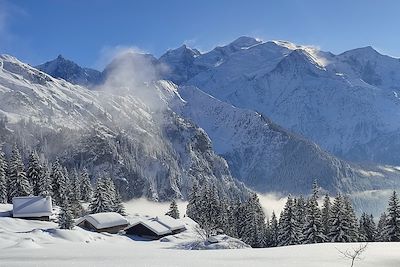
left=36, top=55, right=101, bottom=86
left=229, top=36, right=262, bottom=49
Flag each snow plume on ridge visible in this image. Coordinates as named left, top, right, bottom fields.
left=96, top=46, right=171, bottom=112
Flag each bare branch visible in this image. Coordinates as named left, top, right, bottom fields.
left=336, top=243, right=368, bottom=267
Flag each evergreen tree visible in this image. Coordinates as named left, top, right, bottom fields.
left=104, top=176, right=117, bottom=208
left=186, top=183, right=200, bottom=221
left=302, top=196, right=324, bottom=243
left=343, top=196, right=359, bottom=241
left=358, top=213, right=376, bottom=242
left=328, top=194, right=356, bottom=242
left=8, top=144, right=31, bottom=199
left=0, top=145, right=7, bottom=203
left=278, top=195, right=300, bottom=246
left=269, top=211, right=279, bottom=247
left=89, top=178, right=113, bottom=214
left=321, top=194, right=332, bottom=236
left=376, top=212, right=388, bottom=241
left=71, top=169, right=81, bottom=201
left=26, top=150, right=42, bottom=196
left=384, top=191, right=400, bottom=241
left=38, top=163, right=52, bottom=197
left=240, top=193, right=266, bottom=248
left=114, top=189, right=126, bottom=216
left=294, top=195, right=306, bottom=241
left=225, top=204, right=238, bottom=238
left=80, top=168, right=92, bottom=202
left=58, top=197, right=74, bottom=229
left=50, top=160, right=69, bottom=206
left=166, top=199, right=180, bottom=219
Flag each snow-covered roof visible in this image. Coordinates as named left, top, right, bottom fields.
left=12, top=196, right=53, bottom=218
left=155, top=216, right=186, bottom=231
left=127, top=219, right=172, bottom=236
left=77, top=212, right=129, bottom=229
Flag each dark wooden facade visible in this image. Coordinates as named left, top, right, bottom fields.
left=125, top=223, right=169, bottom=239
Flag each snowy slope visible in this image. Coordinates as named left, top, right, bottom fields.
left=159, top=37, right=400, bottom=165
left=0, top=54, right=249, bottom=201
left=173, top=85, right=400, bottom=195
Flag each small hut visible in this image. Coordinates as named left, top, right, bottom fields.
left=125, top=215, right=186, bottom=239
left=76, top=212, right=129, bottom=234
left=12, top=196, right=53, bottom=221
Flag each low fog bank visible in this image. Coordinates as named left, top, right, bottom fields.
left=124, top=198, right=188, bottom=217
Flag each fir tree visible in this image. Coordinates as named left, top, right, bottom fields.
left=166, top=199, right=180, bottom=219
left=58, top=197, right=74, bottom=229
left=240, top=193, right=266, bottom=248
left=302, top=196, right=324, bottom=243
left=321, top=194, right=332, bottom=236
left=114, top=189, right=126, bottom=216
left=186, top=183, right=200, bottom=221
left=89, top=178, right=113, bottom=214
left=343, top=196, right=359, bottom=242
left=384, top=191, right=400, bottom=241
left=50, top=160, right=69, bottom=206
left=269, top=211, right=279, bottom=247
left=71, top=169, right=81, bottom=201
left=0, top=145, right=7, bottom=203
left=328, top=194, right=356, bottom=242
left=376, top=212, right=388, bottom=241
left=38, top=163, right=52, bottom=197
left=278, top=195, right=300, bottom=246
left=8, top=144, right=31, bottom=199
left=294, top=195, right=306, bottom=241
left=358, top=213, right=376, bottom=242
left=225, top=204, right=238, bottom=238
left=80, top=168, right=92, bottom=202
left=26, top=150, right=42, bottom=196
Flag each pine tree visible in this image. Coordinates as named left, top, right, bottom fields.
left=269, top=211, right=279, bottom=247
left=384, top=191, right=400, bottom=241
left=0, top=145, right=7, bottom=203
left=58, top=196, right=74, bottom=229
left=80, top=168, right=92, bottom=202
left=278, top=195, right=300, bottom=246
left=294, top=195, right=306, bottom=241
left=114, top=189, right=126, bottom=216
left=38, top=163, right=52, bottom=197
left=89, top=178, right=113, bottom=214
left=225, top=204, right=238, bottom=238
left=302, top=196, right=324, bottom=243
left=240, top=193, right=266, bottom=248
left=376, top=212, right=388, bottom=241
left=328, top=194, right=356, bottom=242
left=343, top=196, right=359, bottom=241
left=186, top=183, right=200, bottom=221
left=103, top=176, right=117, bottom=209
left=166, top=199, right=180, bottom=219
left=71, top=169, right=81, bottom=201
left=321, top=194, right=332, bottom=236
left=26, top=150, right=42, bottom=196
left=50, top=160, right=69, bottom=206
left=358, top=213, right=376, bottom=242
left=8, top=144, right=31, bottom=199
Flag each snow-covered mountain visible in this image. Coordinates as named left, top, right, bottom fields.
left=36, top=55, right=102, bottom=87
left=172, top=85, right=400, bottom=195
left=34, top=49, right=400, bottom=197
left=160, top=37, right=400, bottom=165
left=0, top=54, right=249, bottom=201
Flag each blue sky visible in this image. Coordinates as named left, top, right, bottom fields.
left=1, top=0, right=400, bottom=69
